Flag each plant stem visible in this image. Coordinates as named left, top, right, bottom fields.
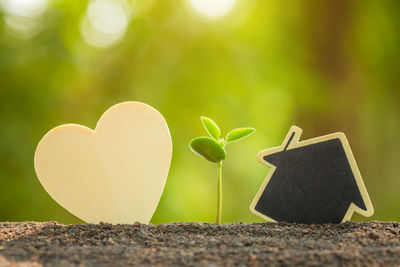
left=216, top=161, right=222, bottom=225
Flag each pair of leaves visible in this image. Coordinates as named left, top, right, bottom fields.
left=190, top=117, right=255, bottom=163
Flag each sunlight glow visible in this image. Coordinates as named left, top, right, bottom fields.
left=1, top=0, right=48, bottom=17
left=4, top=15, right=43, bottom=39
left=80, top=0, right=130, bottom=48
left=0, top=0, right=48, bottom=38
left=188, top=0, right=236, bottom=18
left=88, top=0, right=128, bottom=35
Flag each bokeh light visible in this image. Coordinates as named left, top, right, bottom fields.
left=80, top=0, right=130, bottom=48
left=0, top=0, right=48, bottom=38
left=1, top=0, right=48, bottom=17
left=188, top=0, right=236, bottom=18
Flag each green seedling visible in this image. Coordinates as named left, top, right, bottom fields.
left=189, top=116, right=255, bottom=225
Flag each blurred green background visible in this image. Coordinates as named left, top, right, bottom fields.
left=0, top=0, right=399, bottom=224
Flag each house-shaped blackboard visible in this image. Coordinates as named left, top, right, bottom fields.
left=250, top=126, right=374, bottom=224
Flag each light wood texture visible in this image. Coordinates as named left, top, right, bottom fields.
left=34, top=102, right=172, bottom=224
left=250, top=125, right=374, bottom=223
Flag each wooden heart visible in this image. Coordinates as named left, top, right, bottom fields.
left=34, top=102, right=172, bottom=224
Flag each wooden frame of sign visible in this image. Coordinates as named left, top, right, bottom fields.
left=250, top=126, right=374, bottom=224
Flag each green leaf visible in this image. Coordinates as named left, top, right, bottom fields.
left=189, top=137, right=226, bottom=163
left=226, top=128, right=256, bottom=143
left=201, top=116, right=221, bottom=140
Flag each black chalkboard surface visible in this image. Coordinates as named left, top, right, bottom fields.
left=250, top=126, right=374, bottom=224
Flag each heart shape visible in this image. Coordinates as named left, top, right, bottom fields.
left=34, top=102, right=172, bottom=224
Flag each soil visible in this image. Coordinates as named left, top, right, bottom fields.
left=0, top=221, right=399, bottom=266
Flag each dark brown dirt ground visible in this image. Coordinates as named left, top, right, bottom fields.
left=0, top=221, right=399, bottom=266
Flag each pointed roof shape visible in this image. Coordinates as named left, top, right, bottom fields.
left=250, top=126, right=374, bottom=224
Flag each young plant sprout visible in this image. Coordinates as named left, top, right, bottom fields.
left=189, top=117, right=255, bottom=225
